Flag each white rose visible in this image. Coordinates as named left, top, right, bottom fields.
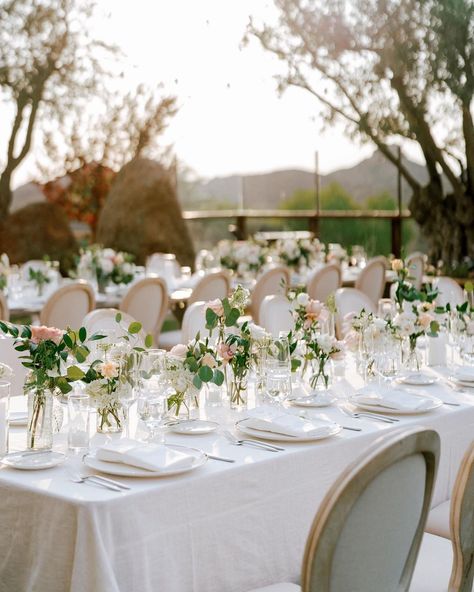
left=248, top=322, right=267, bottom=341
left=100, top=258, right=114, bottom=274
left=296, top=292, right=310, bottom=306
left=102, top=248, right=116, bottom=259
left=316, top=334, right=335, bottom=354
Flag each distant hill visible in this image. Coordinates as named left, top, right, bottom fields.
left=189, top=149, right=432, bottom=209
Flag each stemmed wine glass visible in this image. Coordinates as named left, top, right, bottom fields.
left=136, top=349, right=168, bottom=442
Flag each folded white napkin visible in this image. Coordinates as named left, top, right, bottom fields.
left=353, top=386, right=435, bottom=411
left=96, top=439, right=194, bottom=472
left=244, top=406, right=334, bottom=437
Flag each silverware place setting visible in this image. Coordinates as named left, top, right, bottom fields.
left=223, top=429, right=285, bottom=452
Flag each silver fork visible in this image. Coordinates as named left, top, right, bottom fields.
left=339, top=408, right=399, bottom=424
left=223, top=430, right=284, bottom=452
left=68, top=470, right=123, bottom=492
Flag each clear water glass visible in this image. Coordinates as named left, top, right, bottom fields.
left=67, top=393, right=90, bottom=452
left=137, top=394, right=167, bottom=443
left=263, top=335, right=292, bottom=402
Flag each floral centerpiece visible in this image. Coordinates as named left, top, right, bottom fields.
left=391, top=258, right=438, bottom=311
left=392, top=300, right=439, bottom=370
left=76, top=245, right=135, bottom=291
left=163, top=339, right=224, bottom=417
left=306, top=334, right=344, bottom=390
left=81, top=314, right=152, bottom=433
left=287, top=291, right=329, bottom=373
left=272, top=238, right=320, bottom=272
left=205, top=285, right=252, bottom=408
left=0, top=321, right=103, bottom=449
left=28, top=267, right=51, bottom=297
left=215, top=239, right=267, bottom=278
left=0, top=253, right=10, bottom=293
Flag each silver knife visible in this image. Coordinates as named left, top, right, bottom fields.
left=207, top=454, right=235, bottom=463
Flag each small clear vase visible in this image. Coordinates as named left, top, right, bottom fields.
left=167, top=390, right=199, bottom=419
left=27, top=389, right=54, bottom=450
left=309, top=358, right=332, bottom=392
left=402, top=337, right=422, bottom=372
left=226, top=367, right=248, bottom=410
left=96, top=402, right=125, bottom=433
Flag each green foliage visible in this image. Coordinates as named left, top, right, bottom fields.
left=280, top=183, right=414, bottom=256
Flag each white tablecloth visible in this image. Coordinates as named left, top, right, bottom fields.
left=1, top=371, right=473, bottom=592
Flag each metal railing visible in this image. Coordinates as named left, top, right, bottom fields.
left=182, top=209, right=412, bottom=256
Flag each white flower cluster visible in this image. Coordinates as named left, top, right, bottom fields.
left=85, top=378, right=120, bottom=408
left=78, top=246, right=134, bottom=281
left=162, top=355, right=198, bottom=396
left=315, top=334, right=344, bottom=358
left=272, top=238, right=320, bottom=270
left=0, top=363, right=13, bottom=379
left=229, top=284, right=251, bottom=314
left=392, top=300, right=435, bottom=338
left=215, top=240, right=265, bottom=276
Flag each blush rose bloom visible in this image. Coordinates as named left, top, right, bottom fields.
left=170, top=344, right=188, bottom=359
left=207, top=299, right=224, bottom=317
left=391, top=259, right=404, bottom=272
left=30, top=325, right=63, bottom=345
left=418, top=312, right=433, bottom=330
left=201, top=353, right=217, bottom=368
left=217, top=342, right=235, bottom=363
left=98, top=360, right=120, bottom=379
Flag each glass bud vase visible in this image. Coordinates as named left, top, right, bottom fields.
left=27, top=389, right=54, bottom=450
left=309, top=358, right=333, bottom=392
left=96, top=402, right=125, bottom=434
left=402, top=336, right=422, bottom=372
left=226, top=367, right=248, bottom=410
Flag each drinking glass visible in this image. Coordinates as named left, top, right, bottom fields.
left=0, top=381, right=10, bottom=455
left=373, top=334, right=401, bottom=381
left=378, top=298, right=396, bottom=321
left=67, top=392, right=90, bottom=452
left=137, top=349, right=167, bottom=442
left=263, top=336, right=292, bottom=402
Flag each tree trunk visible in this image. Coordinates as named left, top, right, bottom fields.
left=0, top=171, right=13, bottom=220
left=410, top=184, right=474, bottom=264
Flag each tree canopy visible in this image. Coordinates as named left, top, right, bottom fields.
left=248, top=0, right=474, bottom=262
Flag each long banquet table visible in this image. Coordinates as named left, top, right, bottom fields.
left=1, top=370, right=473, bottom=592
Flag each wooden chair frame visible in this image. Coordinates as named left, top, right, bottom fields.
left=448, top=442, right=474, bottom=592
left=0, top=290, right=9, bottom=322
left=120, top=277, right=169, bottom=342
left=251, top=266, right=291, bottom=325
left=307, top=264, right=342, bottom=303
left=189, top=270, right=230, bottom=306
left=355, top=256, right=387, bottom=304
left=301, top=427, right=440, bottom=592
left=40, top=281, right=95, bottom=328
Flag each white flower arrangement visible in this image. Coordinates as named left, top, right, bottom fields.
left=272, top=238, right=321, bottom=271
left=215, top=240, right=266, bottom=277
left=77, top=245, right=135, bottom=287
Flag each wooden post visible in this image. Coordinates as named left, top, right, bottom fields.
left=235, top=215, right=248, bottom=240
left=391, top=217, right=402, bottom=257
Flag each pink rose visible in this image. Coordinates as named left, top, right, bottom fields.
left=207, top=299, right=224, bottom=317
left=418, top=313, right=433, bottom=330
left=305, top=299, right=324, bottom=323
left=217, top=342, right=235, bottom=364
left=170, top=344, right=188, bottom=359
left=30, top=325, right=63, bottom=345
left=201, top=353, right=217, bottom=368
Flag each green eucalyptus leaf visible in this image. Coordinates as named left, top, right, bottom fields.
left=198, top=365, right=213, bottom=382
left=67, top=366, right=85, bottom=381
left=78, top=327, right=87, bottom=342
left=145, top=334, right=153, bottom=348
left=128, top=322, right=142, bottom=334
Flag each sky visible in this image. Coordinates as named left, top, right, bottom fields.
left=9, top=0, right=421, bottom=188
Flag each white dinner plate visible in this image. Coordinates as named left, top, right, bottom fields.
left=288, top=393, right=337, bottom=408
left=449, top=377, right=474, bottom=389
left=450, top=367, right=474, bottom=383
left=1, top=451, right=65, bottom=470
left=397, top=372, right=438, bottom=386
left=168, top=420, right=219, bottom=435
left=8, top=412, right=28, bottom=427
left=235, top=418, right=342, bottom=442
left=348, top=391, right=442, bottom=415
left=83, top=444, right=208, bottom=478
